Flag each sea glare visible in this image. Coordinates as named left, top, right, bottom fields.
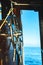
left=23, top=47, right=42, bottom=65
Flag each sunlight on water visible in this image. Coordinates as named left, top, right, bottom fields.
left=24, top=47, right=42, bottom=65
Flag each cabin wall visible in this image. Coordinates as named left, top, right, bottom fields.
left=39, top=11, right=43, bottom=64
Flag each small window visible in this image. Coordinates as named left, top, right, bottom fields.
left=21, top=10, right=42, bottom=65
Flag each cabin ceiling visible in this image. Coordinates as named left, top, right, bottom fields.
left=1, top=0, right=43, bottom=18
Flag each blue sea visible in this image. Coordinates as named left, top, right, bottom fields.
left=24, top=47, right=42, bottom=65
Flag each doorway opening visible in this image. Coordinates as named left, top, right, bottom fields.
left=21, top=10, right=42, bottom=65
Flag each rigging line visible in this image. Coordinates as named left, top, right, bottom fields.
left=0, top=8, right=13, bottom=30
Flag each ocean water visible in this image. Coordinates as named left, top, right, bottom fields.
left=24, top=47, right=42, bottom=65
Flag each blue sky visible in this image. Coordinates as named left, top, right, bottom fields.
left=21, top=10, right=41, bottom=47
left=0, top=14, right=2, bottom=20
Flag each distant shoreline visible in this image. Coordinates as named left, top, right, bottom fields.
left=24, top=46, right=41, bottom=48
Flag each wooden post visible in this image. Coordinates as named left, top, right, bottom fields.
left=0, top=59, right=3, bottom=65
